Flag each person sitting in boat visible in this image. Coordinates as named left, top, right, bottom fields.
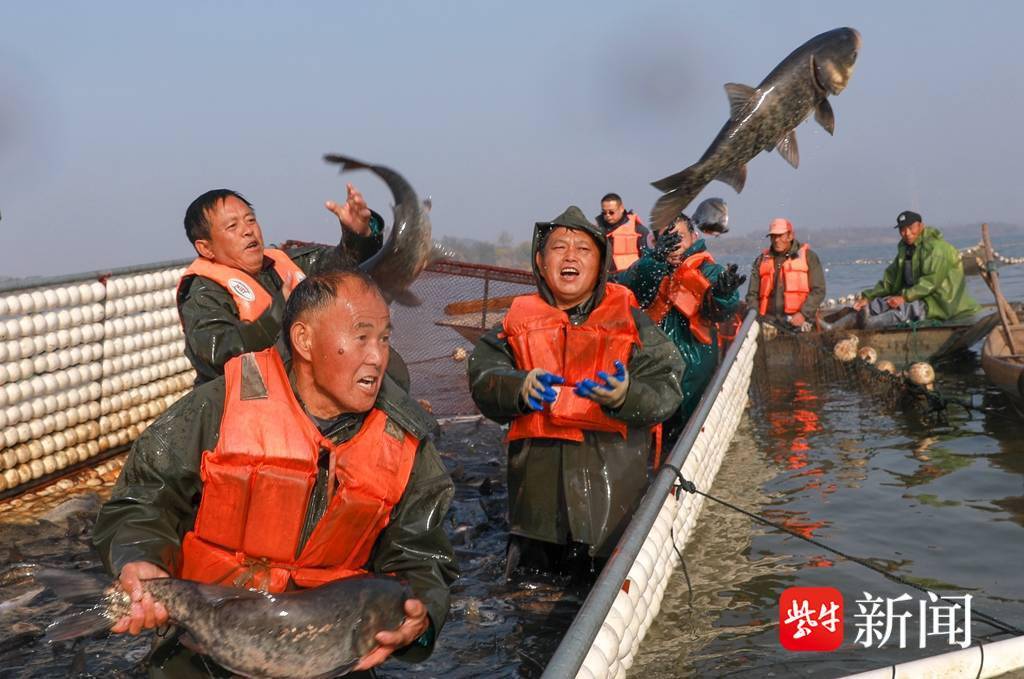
left=467, top=206, right=683, bottom=580
left=177, top=187, right=408, bottom=387
left=616, top=211, right=745, bottom=445
left=595, top=192, right=651, bottom=273
left=93, top=270, right=457, bottom=678
left=744, top=217, right=826, bottom=332
left=851, top=211, right=980, bottom=328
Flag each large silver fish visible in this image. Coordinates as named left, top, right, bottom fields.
left=650, top=27, right=861, bottom=231
left=324, top=154, right=433, bottom=306
left=691, top=197, right=729, bottom=236
left=40, top=569, right=409, bottom=679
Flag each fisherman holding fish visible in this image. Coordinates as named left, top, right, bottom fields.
left=616, top=207, right=744, bottom=445
left=93, top=270, right=457, bottom=677
left=745, top=217, right=826, bottom=331
left=843, top=211, right=981, bottom=329
left=468, top=206, right=683, bottom=579
left=595, top=192, right=651, bottom=272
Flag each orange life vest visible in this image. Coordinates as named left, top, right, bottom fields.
left=177, top=248, right=306, bottom=322
left=608, top=213, right=643, bottom=272
left=179, top=348, right=419, bottom=593
left=646, top=251, right=716, bottom=344
left=758, top=243, right=810, bottom=316
left=502, top=283, right=640, bottom=442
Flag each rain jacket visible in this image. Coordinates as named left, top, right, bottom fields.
left=92, top=363, right=456, bottom=670
left=178, top=214, right=391, bottom=385
left=468, top=207, right=684, bottom=557
left=744, top=239, right=826, bottom=321
left=616, top=238, right=739, bottom=441
left=860, top=226, right=981, bottom=321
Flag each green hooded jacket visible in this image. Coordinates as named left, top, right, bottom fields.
left=467, top=206, right=684, bottom=557
left=861, top=226, right=981, bottom=321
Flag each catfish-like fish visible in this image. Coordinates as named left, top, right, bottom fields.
left=324, top=154, right=432, bottom=306
left=691, top=197, right=729, bottom=236
left=40, top=569, right=409, bottom=679
left=650, top=27, right=861, bottom=230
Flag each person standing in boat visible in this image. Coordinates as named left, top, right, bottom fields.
left=616, top=211, right=745, bottom=445
left=467, top=206, right=683, bottom=580
left=176, top=187, right=408, bottom=387
left=852, top=211, right=980, bottom=328
left=595, top=192, right=651, bottom=273
left=744, top=217, right=826, bottom=332
left=93, top=270, right=457, bottom=678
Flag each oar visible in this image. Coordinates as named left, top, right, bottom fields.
left=444, top=294, right=518, bottom=316
left=980, top=223, right=1021, bottom=354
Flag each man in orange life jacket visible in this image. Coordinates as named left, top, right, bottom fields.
left=93, top=270, right=456, bottom=678
left=177, top=187, right=408, bottom=388
left=595, top=192, right=651, bottom=273
left=616, top=212, right=744, bottom=445
left=468, top=206, right=683, bottom=579
left=745, top=218, right=826, bottom=331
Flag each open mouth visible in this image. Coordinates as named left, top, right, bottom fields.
left=559, top=266, right=580, bottom=280
left=356, top=375, right=379, bottom=391
left=244, top=240, right=260, bottom=251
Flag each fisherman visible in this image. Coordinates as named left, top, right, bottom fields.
left=177, top=186, right=408, bottom=387
left=93, top=270, right=457, bottom=678
left=745, top=217, right=826, bottom=331
left=468, top=206, right=683, bottom=580
left=596, top=192, right=651, bottom=273
left=617, top=212, right=744, bottom=445
left=851, top=211, right=980, bottom=328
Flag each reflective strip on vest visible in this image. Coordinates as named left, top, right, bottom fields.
left=608, top=214, right=641, bottom=272
left=502, top=284, right=640, bottom=442
left=179, top=348, right=418, bottom=592
left=646, top=251, right=715, bottom=344
left=758, top=243, right=810, bottom=316
left=177, top=248, right=306, bottom=322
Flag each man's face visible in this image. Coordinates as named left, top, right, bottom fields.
left=535, top=227, right=601, bottom=310
left=770, top=230, right=794, bottom=254
left=304, top=286, right=391, bottom=415
left=899, top=221, right=924, bottom=246
left=601, top=200, right=625, bottom=225
left=195, top=196, right=266, bottom=275
left=666, top=220, right=696, bottom=266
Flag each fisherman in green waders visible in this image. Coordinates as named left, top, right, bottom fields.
left=616, top=211, right=745, bottom=446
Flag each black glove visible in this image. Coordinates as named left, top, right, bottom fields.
left=652, top=229, right=682, bottom=262
left=713, top=263, right=746, bottom=297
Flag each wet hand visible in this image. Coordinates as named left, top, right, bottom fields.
left=111, top=562, right=170, bottom=635
left=325, top=182, right=372, bottom=237
left=886, top=295, right=905, bottom=309
left=520, top=369, right=565, bottom=411
left=575, top=360, right=629, bottom=409
left=352, top=598, right=430, bottom=671
left=713, top=263, right=746, bottom=297
left=652, top=228, right=682, bottom=263
left=789, top=312, right=806, bottom=327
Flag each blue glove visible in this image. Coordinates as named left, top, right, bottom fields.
left=574, top=361, right=629, bottom=408
left=521, top=369, right=566, bottom=411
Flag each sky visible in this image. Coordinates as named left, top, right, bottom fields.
left=1, top=1, right=1023, bottom=278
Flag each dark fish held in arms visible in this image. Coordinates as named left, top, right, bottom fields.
left=39, top=568, right=409, bottom=679
left=650, top=27, right=861, bottom=231
left=324, top=153, right=433, bottom=306
left=691, top=197, right=729, bottom=236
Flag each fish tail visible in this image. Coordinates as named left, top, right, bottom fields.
left=35, top=568, right=121, bottom=642
left=649, top=181, right=711, bottom=233
left=323, top=153, right=373, bottom=173
left=35, top=568, right=110, bottom=603
left=45, top=607, right=116, bottom=642
left=651, top=162, right=702, bottom=193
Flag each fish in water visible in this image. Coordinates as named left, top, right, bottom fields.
left=324, top=154, right=433, bottom=306
left=691, top=197, right=729, bottom=236
left=38, top=569, right=409, bottom=679
left=650, top=27, right=861, bottom=231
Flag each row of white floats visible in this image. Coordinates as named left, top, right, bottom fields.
left=0, top=268, right=185, bottom=317
left=0, top=290, right=177, bottom=343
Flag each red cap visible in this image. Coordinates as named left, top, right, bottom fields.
left=767, top=218, right=793, bottom=236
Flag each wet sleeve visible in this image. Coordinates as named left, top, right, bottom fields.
left=92, top=385, right=223, bottom=577
left=614, top=254, right=670, bottom=308
left=179, top=278, right=283, bottom=379
left=745, top=256, right=762, bottom=310
left=467, top=324, right=531, bottom=423
left=862, top=258, right=900, bottom=300
left=800, top=250, right=827, bottom=318
left=369, top=439, right=457, bottom=663
left=610, top=309, right=684, bottom=427
left=903, top=243, right=950, bottom=302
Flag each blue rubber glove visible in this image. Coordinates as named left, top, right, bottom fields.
left=574, top=361, right=629, bottom=408
left=520, top=369, right=565, bottom=411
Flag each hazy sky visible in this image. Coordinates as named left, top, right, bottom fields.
left=2, top=1, right=1022, bottom=277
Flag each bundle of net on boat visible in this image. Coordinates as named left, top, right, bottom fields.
left=390, top=260, right=535, bottom=418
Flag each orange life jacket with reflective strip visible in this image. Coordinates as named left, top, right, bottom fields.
left=502, top=283, right=640, bottom=442
left=179, top=348, right=419, bottom=593
left=758, top=243, right=810, bottom=316
left=608, top=214, right=643, bottom=272
left=646, top=251, right=715, bottom=345
left=177, top=249, right=306, bottom=322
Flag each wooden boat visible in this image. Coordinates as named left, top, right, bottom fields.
left=981, top=325, right=1024, bottom=412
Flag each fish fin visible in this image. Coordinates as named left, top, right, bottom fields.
left=815, top=99, right=835, bottom=135
left=45, top=609, right=113, bottom=642
left=323, top=153, right=373, bottom=173
left=391, top=289, right=423, bottom=307
left=777, top=130, right=799, bottom=169
left=422, top=197, right=432, bottom=212
left=723, top=83, right=756, bottom=118
left=430, top=240, right=456, bottom=263
left=651, top=161, right=703, bottom=193
left=34, top=568, right=109, bottom=604
left=714, top=164, right=747, bottom=193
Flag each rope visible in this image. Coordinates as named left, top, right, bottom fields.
left=659, top=463, right=1024, bottom=637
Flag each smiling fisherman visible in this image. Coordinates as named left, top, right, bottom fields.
left=468, top=206, right=683, bottom=580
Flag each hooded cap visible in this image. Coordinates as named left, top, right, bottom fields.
left=531, top=205, right=610, bottom=312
